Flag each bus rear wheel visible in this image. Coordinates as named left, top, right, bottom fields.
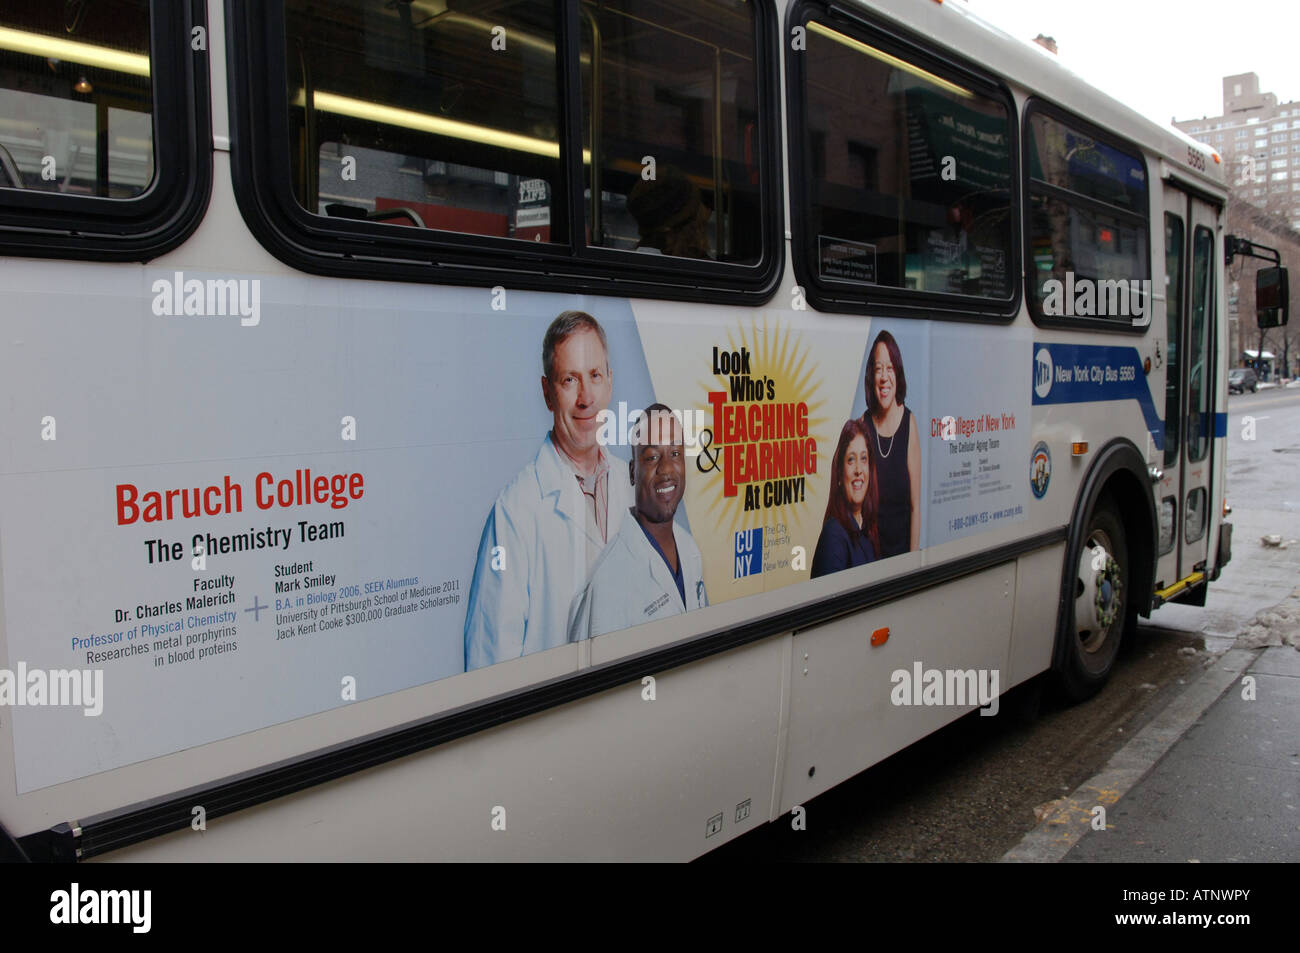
left=1058, top=498, right=1130, bottom=702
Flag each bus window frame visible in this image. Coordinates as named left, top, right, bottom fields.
left=1022, top=97, right=1152, bottom=335
left=1186, top=223, right=1216, bottom=465
left=224, top=0, right=784, bottom=305
left=0, top=0, right=212, bottom=261
left=785, top=0, right=1022, bottom=323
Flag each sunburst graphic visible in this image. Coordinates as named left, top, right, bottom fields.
left=693, top=316, right=831, bottom=550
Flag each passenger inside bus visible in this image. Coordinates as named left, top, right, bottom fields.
left=626, top=166, right=714, bottom=260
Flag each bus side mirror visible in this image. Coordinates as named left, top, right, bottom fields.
left=1256, top=266, right=1289, bottom=328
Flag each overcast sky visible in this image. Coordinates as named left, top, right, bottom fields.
left=963, top=0, right=1297, bottom=127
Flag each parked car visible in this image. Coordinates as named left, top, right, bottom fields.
left=1228, top=368, right=1258, bottom=394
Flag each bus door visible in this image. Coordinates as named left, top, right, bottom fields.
left=1157, top=183, right=1218, bottom=590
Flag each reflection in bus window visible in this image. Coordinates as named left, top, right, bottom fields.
left=1027, top=110, right=1150, bottom=322
left=579, top=0, right=763, bottom=264
left=799, top=20, right=1014, bottom=297
left=1028, top=195, right=1148, bottom=301
left=0, top=0, right=153, bottom=197
left=287, top=0, right=563, bottom=242
left=1027, top=113, right=1146, bottom=213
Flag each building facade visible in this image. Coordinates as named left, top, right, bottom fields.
left=1175, top=74, right=1300, bottom=376
left=1175, top=73, right=1300, bottom=230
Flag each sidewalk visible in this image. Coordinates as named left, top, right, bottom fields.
left=1003, top=589, right=1300, bottom=863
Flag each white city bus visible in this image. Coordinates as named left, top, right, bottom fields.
left=0, top=0, right=1265, bottom=861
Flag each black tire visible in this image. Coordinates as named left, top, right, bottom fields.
left=1056, top=496, right=1131, bottom=702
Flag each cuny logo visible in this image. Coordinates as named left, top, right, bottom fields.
left=734, top=528, right=762, bottom=578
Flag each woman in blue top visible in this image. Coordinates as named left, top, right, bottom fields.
left=862, top=330, right=921, bottom=557
left=812, top=418, right=880, bottom=578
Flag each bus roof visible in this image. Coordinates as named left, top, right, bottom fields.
left=844, top=0, right=1227, bottom=195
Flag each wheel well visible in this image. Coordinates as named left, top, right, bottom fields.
left=1052, top=440, right=1157, bottom=676
left=1096, top=470, right=1156, bottom=619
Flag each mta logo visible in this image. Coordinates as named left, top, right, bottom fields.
left=734, top=528, right=763, bottom=579
left=1034, top=347, right=1054, bottom=399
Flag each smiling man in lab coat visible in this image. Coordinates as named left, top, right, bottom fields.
left=568, top=403, right=708, bottom=642
left=464, top=311, right=635, bottom=670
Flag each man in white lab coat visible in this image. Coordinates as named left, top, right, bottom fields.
left=464, top=311, right=635, bottom=670
left=568, top=404, right=708, bottom=642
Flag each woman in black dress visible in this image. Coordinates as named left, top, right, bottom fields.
left=811, top=418, right=880, bottom=578
left=862, top=330, right=921, bottom=557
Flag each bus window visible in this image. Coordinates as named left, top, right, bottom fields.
left=1026, top=107, right=1150, bottom=325
left=1027, top=113, right=1146, bottom=213
left=1164, top=212, right=1184, bottom=467
left=797, top=18, right=1014, bottom=299
left=286, top=0, right=563, bottom=242
left=579, top=0, right=763, bottom=264
left=1187, top=225, right=1215, bottom=462
left=0, top=0, right=153, bottom=197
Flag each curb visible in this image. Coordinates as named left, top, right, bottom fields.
left=999, top=646, right=1261, bottom=863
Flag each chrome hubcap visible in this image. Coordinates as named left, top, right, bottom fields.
left=1076, top=530, right=1122, bottom=653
